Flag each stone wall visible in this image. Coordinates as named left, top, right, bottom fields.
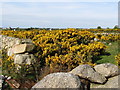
left=0, top=35, right=33, bottom=49
left=1, top=35, right=120, bottom=89
left=0, top=35, right=36, bottom=65
left=32, top=63, right=120, bottom=89
left=0, top=35, right=37, bottom=89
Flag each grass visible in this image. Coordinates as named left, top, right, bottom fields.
left=95, top=41, right=119, bottom=65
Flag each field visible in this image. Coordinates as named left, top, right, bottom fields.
left=1, top=28, right=120, bottom=88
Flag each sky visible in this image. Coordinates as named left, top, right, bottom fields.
left=1, top=0, right=119, bottom=28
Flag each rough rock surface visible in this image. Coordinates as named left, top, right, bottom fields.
left=69, top=65, right=106, bottom=84
left=12, top=44, right=35, bottom=54
left=0, top=35, right=21, bottom=49
left=14, top=54, right=35, bottom=65
left=90, top=75, right=120, bottom=88
left=94, top=63, right=119, bottom=77
left=32, top=72, right=82, bottom=89
left=1, top=35, right=36, bottom=65
left=0, top=35, right=33, bottom=50
left=7, top=48, right=14, bottom=56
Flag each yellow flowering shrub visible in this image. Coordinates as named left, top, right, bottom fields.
left=96, top=33, right=120, bottom=42
left=31, top=29, right=106, bottom=69
left=84, top=28, right=120, bottom=33
left=1, top=29, right=107, bottom=70
left=115, top=53, right=120, bottom=67
left=2, top=49, right=16, bottom=76
left=1, top=29, right=41, bottom=39
left=2, top=49, right=37, bottom=81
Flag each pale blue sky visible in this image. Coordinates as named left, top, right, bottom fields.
left=1, top=2, right=118, bottom=28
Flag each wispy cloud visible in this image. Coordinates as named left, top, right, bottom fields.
left=2, top=2, right=118, bottom=28
left=1, top=0, right=119, bottom=2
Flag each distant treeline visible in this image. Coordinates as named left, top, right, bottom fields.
left=1, top=25, right=119, bottom=33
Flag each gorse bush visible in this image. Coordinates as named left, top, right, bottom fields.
left=96, top=33, right=120, bottom=42
left=32, top=29, right=99, bottom=69
left=115, top=53, right=120, bottom=67
left=2, top=49, right=16, bottom=77
left=1, top=28, right=120, bottom=39
left=1, top=29, right=107, bottom=69
left=45, top=41, right=106, bottom=69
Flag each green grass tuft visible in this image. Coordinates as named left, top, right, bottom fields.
left=95, top=41, right=119, bottom=65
